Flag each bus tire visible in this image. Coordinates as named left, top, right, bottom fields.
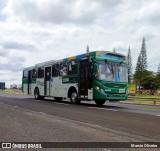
left=70, top=90, right=81, bottom=104
left=34, top=88, right=40, bottom=100
left=94, top=99, right=106, bottom=106
left=39, top=96, right=44, bottom=100
left=54, top=97, right=63, bottom=101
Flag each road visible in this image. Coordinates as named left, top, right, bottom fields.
left=0, top=93, right=160, bottom=150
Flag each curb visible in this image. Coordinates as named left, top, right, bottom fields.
left=120, top=101, right=160, bottom=106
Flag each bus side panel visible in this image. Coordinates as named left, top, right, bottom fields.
left=36, top=78, right=45, bottom=96
left=51, top=77, right=78, bottom=98
left=31, top=83, right=37, bottom=95
left=23, top=83, right=28, bottom=94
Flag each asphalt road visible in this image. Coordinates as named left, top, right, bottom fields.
left=0, top=93, right=160, bottom=150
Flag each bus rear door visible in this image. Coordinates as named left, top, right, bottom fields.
left=44, top=67, right=51, bottom=96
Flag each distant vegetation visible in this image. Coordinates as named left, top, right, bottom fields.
left=127, top=38, right=160, bottom=95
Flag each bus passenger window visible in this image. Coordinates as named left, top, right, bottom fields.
left=60, top=62, right=67, bottom=76
left=23, top=70, right=28, bottom=80
left=52, top=64, right=59, bottom=77
left=32, top=69, right=37, bottom=79
left=38, top=67, right=44, bottom=78
left=68, top=60, right=77, bottom=75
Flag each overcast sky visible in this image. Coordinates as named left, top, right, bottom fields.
left=0, top=0, right=160, bottom=87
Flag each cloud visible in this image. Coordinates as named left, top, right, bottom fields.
left=2, top=41, right=36, bottom=51
left=0, top=55, right=25, bottom=72
left=0, top=63, right=24, bottom=72
left=0, top=47, right=8, bottom=56
left=2, top=0, right=125, bottom=25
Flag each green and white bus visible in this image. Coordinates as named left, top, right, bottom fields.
left=22, top=51, right=128, bottom=106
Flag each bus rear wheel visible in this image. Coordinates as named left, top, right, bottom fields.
left=70, top=91, right=81, bottom=104
left=34, top=88, right=44, bottom=100
left=94, top=99, right=106, bottom=106
left=34, top=88, right=40, bottom=100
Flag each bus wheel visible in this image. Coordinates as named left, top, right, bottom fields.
left=70, top=91, right=81, bottom=104
left=54, top=97, right=63, bottom=101
left=94, top=99, right=106, bottom=106
left=34, top=88, right=41, bottom=100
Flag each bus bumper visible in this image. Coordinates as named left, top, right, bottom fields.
left=93, top=88, right=128, bottom=101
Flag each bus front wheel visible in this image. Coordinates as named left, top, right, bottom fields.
left=94, top=99, right=106, bottom=106
left=70, top=91, right=81, bottom=104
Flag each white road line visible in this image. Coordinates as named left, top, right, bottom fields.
left=53, top=102, right=70, bottom=105
left=156, top=115, right=160, bottom=117
left=88, top=107, right=118, bottom=112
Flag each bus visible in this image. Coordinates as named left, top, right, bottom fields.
left=22, top=51, right=128, bottom=106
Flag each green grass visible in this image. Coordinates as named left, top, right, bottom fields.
left=134, top=99, right=160, bottom=105
left=2, top=89, right=23, bottom=95
left=135, top=94, right=160, bottom=98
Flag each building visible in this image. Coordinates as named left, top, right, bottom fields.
left=0, top=82, right=5, bottom=90
left=10, top=84, right=18, bottom=89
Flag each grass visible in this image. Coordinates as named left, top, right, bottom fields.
left=134, top=99, right=160, bottom=105
left=135, top=94, right=160, bottom=98
left=2, top=89, right=23, bottom=95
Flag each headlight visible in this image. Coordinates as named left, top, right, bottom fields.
left=96, top=86, right=100, bottom=90
left=96, top=86, right=105, bottom=93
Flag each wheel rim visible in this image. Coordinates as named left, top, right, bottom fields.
left=71, top=92, right=77, bottom=102
left=35, top=89, right=38, bottom=99
left=35, top=93, right=38, bottom=99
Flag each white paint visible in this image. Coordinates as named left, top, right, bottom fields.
left=88, top=107, right=118, bottom=112
left=88, top=89, right=93, bottom=100
left=53, top=102, right=70, bottom=106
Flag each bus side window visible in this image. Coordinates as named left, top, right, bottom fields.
left=60, top=62, right=67, bottom=76
left=52, top=64, right=59, bottom=77
left=38, top=67, right=44, bottom=78
left=23, top=70, right=28, bottom=80
left=68, top=60, right=77, bottom=75
left=32, top=69, right=37, bottom=79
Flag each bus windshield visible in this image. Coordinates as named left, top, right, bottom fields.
left=96, top=60, right=128, bottom=82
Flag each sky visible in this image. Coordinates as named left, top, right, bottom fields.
left=0, top=0, right=160, bottom=88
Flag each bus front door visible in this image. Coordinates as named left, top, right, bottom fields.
left=45, top=67, right=51, bottom=96
left=79, top=59, right=92, bottom=98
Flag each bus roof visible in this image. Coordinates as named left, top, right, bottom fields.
left=23, top=66, right=35, bottom=71
left=23, top=50, right=126, bottom=70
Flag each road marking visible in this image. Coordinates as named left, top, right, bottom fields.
left=156, top=115, right=160, bottom=117
left=33, top=100, right=41, bottom=102
left=53, top=102, right=70, bottom=105
left=88, top=107, right=118, bottom=112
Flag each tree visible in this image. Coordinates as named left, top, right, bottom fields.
left=140, top=37, right=147, bottom=70
left=141, top=70, right=158, bottom=90
left=134, top=55, right=142, bottom=87
left=134, top=37, right=148, bottom=92
left=156, top=63, right=160, bottom=89
left=127, top=46, right=132, bottom=83
left=86, top=45, right=89, bottom=53
left=157, top=63, right=160, bottom=75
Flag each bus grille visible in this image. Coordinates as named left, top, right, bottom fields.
left=105, top=83, right=126, bottom=88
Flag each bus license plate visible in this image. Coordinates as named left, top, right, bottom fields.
left=119, top=89, right=125, bottom=93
